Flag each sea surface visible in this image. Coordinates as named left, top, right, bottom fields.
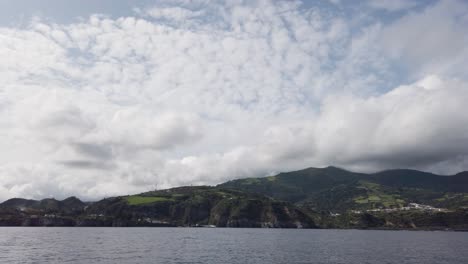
left=0, top=228, right=467, bottom=264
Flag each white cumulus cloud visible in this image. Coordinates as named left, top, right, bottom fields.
left=0, top=0, right=467, bottom=201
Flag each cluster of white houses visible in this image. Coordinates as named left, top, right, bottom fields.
left=349, top=203, right=448, bottom=214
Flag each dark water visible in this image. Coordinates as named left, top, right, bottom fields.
left=0, top=228, right=467, bottom=264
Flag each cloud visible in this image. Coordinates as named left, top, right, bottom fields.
left=367, top=0, right=420, bottom=12
left=0, top=0, right=467, bottom=201
left=313, top=75, right=468, bottom=173
left=153, top=75, right=468, bottom=184
left=145, top=7, right=205, bottom=22
left=380, top=0, right=468, bottom=79
left=59, top=160, right=115, bottom=170
left=72, top=143, right=114, bottom=160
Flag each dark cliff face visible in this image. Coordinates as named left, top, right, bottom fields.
left=0, top=187, right=317, bottom=228
left=317, top=210, right=468, bottom=231
left=84, top=187, right=317, bottom=228
left=1, top=166, right=468, bottom=229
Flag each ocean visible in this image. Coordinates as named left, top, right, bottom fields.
left=0, top=227, right=466, bottom=263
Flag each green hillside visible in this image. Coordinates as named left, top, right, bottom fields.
left=86, top=186, right=316, bottom=228
left=0, top=186, right=316, bottom=228
left=219, top=166, right=468, bottom=212
left=1, top=166, right=468, bottom=230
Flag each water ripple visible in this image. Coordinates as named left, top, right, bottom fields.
left=0, top=228, right=466, bottom=264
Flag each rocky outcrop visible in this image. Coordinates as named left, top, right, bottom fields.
left=0, top=187, right=317, bottom=228
left=84, top=187, right=317, bottom=228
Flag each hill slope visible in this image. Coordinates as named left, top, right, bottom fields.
left=219, top=166, right=468, bottom=212
left=84, top=186, right=316, bottom=228
left=1, top=166, right=468, bottom=230
left=0, top=187, right=316, bottom=228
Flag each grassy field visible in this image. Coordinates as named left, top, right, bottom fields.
left=353, top=181, right=406, bottom=208
left=125, top=196, right=173, bottom=205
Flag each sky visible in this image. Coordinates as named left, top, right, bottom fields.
left=0, top=0, right=467, bottom=201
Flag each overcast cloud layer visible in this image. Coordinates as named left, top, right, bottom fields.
left=1, top=0, right=468, bottom=201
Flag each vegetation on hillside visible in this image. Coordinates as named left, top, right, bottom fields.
left=1, top=166, right=467, bottom=230
left=219, top=166, right=468, bottom=212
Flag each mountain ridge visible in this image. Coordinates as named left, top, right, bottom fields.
left=1, top=166, right=468, bottom=229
